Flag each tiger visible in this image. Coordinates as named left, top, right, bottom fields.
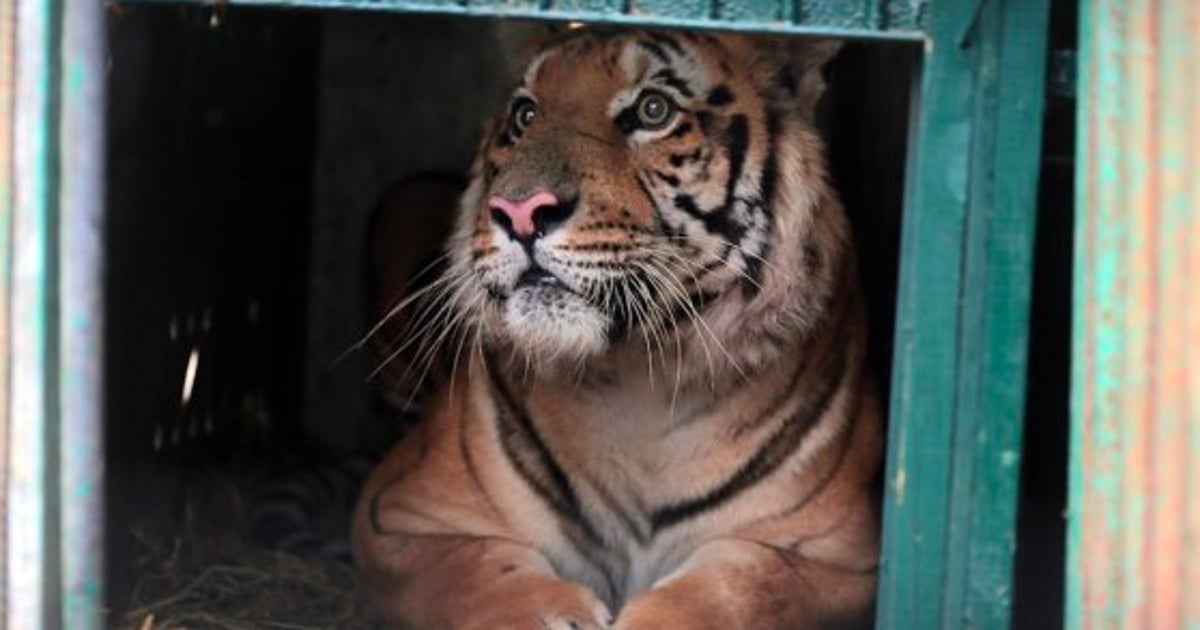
left=352, top=27, right=883, bottom=630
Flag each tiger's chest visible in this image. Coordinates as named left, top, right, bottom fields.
left=525, top=381, right=736, bottom=604
left=556, top=468, right=713, bottom=608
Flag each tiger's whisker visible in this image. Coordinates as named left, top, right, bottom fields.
left=344, top=252, right=459, bottom=357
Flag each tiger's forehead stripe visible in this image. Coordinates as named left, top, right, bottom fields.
left=619, top=40, right=646, bottom=83
left=618, top=36, right=714, bottom=88
left=609, top=40, right=717, bottom=119
left=522, top=48, right=556, bottom=89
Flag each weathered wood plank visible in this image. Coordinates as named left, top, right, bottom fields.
left=876, top=0, right=1049, bottom=627
left=8, top=0, right=60, bottom=626
left=1070, top=1, right=1200, bottom=628
left=125, top=0, right=927, bottom=39
left=59, top=0, right=107, bottom=627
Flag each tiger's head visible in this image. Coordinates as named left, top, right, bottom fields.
left=446, top=29, right=848, bottom=374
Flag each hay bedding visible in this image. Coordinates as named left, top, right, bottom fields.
left=119, top=359, right=418, bottom=628
left=118, top=467, right=379, bottom=629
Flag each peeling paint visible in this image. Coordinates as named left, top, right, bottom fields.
left=1070, top=1, right=1200, bottom=628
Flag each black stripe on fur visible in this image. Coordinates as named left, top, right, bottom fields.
left=649, top=350, right=848, bottom=533
left=486, top=353, right=602, bottom=544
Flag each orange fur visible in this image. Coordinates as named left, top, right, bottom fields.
left=355, top=29, right=881, bottom=629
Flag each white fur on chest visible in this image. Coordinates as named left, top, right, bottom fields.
left=573, top=373, right=723, bottom=505
left=552, top=507, right=702, bottom=607
left=540, top=372, right=730, bottom=606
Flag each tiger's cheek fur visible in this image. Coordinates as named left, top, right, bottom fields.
left=636, top=102, right=769, bottom=247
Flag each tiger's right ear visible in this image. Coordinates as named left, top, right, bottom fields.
left=757, top=36, right=843, bottom=120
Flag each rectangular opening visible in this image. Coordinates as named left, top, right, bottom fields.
left=104, top=6, right=921, bottom=626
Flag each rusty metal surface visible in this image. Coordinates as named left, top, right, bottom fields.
left=1070, top=0, right=1200, bottom=627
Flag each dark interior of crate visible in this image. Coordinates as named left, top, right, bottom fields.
left=103, top=4, right=1069, bottom=627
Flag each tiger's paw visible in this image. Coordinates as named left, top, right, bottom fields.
left=610, top=588, right=724, bottom=630
left=537, top=597, right=612, bottom=630
left=461, top=580, right=612, bottom=630
left=612, top=609, right=716, bottom=630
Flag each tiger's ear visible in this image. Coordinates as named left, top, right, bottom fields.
left=757, top=36, right=843, bottom=119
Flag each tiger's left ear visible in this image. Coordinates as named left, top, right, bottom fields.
left=757, top=37, right=843, bottom=120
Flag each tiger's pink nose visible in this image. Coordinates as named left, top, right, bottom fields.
left=488, top=191, right=566, bottom=240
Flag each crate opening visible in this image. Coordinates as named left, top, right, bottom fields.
left=104, top=6, right=916, bottom=626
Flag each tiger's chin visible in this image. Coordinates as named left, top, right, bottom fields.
left=501, top=285, right=611, bottom=365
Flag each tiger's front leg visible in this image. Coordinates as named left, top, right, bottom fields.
left=351, top=394, right=614, bottom=630
left=359, top=533, right=612, bottom=629
left=613, top=539, right=876, bottom=630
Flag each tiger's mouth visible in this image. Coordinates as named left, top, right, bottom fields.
left=500, top=265, right=610, bottom=363
left=514, top=266, right=570, bottom=292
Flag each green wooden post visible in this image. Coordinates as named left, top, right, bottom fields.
left=8, top=0, right=62, bottom=626
left=1070, top=1, right=1200, bottom=627
left=876, top=0, right=1050, bottom=628
left=59, top=1, right=107, bottom=627
left=5, top=0, right=106, bottom=627
left=0, top=0, right=13, bottom=621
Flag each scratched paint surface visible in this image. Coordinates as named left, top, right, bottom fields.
left=1070, top=0, right=1200, bottom=628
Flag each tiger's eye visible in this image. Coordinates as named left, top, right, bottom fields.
left=512, top=99, right=537, bottom=131
left=636, top=92, right=675, bottom=129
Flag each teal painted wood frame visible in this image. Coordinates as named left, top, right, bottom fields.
left=1070, top=0, right=1200, bottom=627
left=876, top=1, right=1049, bottom=628
left=133, top=0, right=930, bottom=40
left=10, top=0, right=1052, bottom=626
left=4, top=0, right=106, bottom=628
left=0, top=0, right=12, bottom=622
left=7, top=0, right=59, bottom=625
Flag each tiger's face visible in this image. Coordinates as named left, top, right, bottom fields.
left=449, top=30, right=838, bottom=367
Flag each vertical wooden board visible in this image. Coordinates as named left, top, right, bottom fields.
left=1170, top=4, right=1200, bottom=624
left=58, top=1, right=105, bottom=627
left=8, top=0, right=58, bottom=627
left=876, top=2, right=978, bottom=625
left=0, top=0, right=14, bottom=618
left=954, top=0, right=1049, bottom=625
left=5, top=0, right=107, bottom=626
left=877, top=0, right=1049, bottom=627
left=1070, top=1, right=1200, bottom=628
